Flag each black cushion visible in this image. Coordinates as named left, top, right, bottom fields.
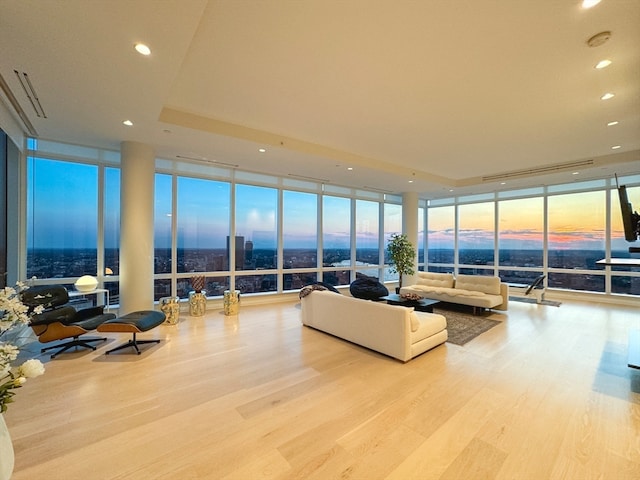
left=21, top=284, right=70, bottom=310
left=102, top=310, right=165, bottom=332
left=349, top=276, right=389, bottom=300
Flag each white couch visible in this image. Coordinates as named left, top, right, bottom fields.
left=400, top=272, right=509, bottom=313
left=300, top=290, right=447, bottom=362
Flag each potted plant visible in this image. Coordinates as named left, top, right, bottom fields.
left=386, top=233, right=416, bottom=292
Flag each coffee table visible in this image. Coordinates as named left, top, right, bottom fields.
left=380, top=294, right=440, bottom=313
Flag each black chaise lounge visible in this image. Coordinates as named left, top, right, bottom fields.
left=21, top=284, right=116, bottom=358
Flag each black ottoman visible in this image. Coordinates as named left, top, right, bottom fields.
left=97, top=310, right=166, bottom=354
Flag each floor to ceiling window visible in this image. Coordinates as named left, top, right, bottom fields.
left=23, top=139, right=640, bottom=302
left=322, top=195, right=352, bottom=286
left=103, top=166, right=121, bottom=303
left=458, top=198, right=495, bottom=275
left=235, top=183, right=278, bottom=293
left=175, top=176, right=231, bottom=298
left=355, top=199, right=380, bottom=279
left=425, top=176, right=640, bottom=296
left=610, top=185, right=640, bottom=295
left=25, top=140, right=402, bottom=302
left=498, top=196, right=544, bottom=285
left=282, top=190, right=318, bottom=290
left=383, top=202, right=402, bottom=281
left=547, top=189, right=606, bottom=292
left=426, top=204, right=455, bottom=272
left=26, top=157, right=99, bottom=279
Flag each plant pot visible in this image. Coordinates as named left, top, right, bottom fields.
left=0, top=414, right=14, bottom=480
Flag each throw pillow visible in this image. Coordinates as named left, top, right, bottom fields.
left=299, top=284, right=327, bottom=299
left=349, top=276, right=389, bottom=300
left=317, top=281, right=341, bottom=293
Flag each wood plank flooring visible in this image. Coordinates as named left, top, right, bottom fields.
left=5, top=296, right=640, bottom=479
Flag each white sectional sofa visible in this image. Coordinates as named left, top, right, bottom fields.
left=400, top=272, right=509, bottom=313
left=300, top=290, right=447, bottom=362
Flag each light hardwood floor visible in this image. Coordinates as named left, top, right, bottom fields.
left=5, top=296, right=640, bottom=479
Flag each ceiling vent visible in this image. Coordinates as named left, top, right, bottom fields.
left=363, top=185, right=395, bottom=194
left=14, top=70, right=47, bottom=118
left=176, top=154, right=238, bottom=168
left=482, top=159, right=595, bottom=182
left=287, top=173, right=330, bottom=183
left=0, top=71, right=38, bottom=136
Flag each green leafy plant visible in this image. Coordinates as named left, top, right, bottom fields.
left=386, top=233, right=416, bottom=288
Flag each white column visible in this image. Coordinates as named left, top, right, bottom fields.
left=402, top=191, right=419, bottom=287
left=119, top=141, right=155, bottom=314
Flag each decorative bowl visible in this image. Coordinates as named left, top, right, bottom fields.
left=400, top=293, right=423, bottom=301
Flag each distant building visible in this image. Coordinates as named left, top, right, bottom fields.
left=245, top=239, right=253, bottom=266
left=227, top=235, right=245, bottom=270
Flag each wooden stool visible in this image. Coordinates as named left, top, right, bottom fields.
left=97, top=310, right=165, bottom=355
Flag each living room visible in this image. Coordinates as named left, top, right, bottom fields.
left=1, top=1, right=639, bottom=478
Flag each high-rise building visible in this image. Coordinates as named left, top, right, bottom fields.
left=227, top=235, right=245, bottom=270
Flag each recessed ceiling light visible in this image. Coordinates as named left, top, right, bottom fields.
left=134, top=43, right=151, bottom=56
left=611, top=145, right=622, bottom=150
left=600, top=92, right=615, bottom=100
left=500, top=182, right=506, bottom=185
left=607, top=121, right=619, bottom=126
left=258, top=148, right=266, bottom=153
left=595, top=59, right=612, bottom=69
left=408, top=180, right=413, bottom=183
left=572, top=172, right=580, bottom=175
left=347, top=167, right=353, bottom=171
left=123, top=120, right=133, bottom=126
left=582, top=0, right=601, bottom=9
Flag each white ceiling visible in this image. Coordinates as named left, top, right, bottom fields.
left=1, top=0, right=639, bottom=198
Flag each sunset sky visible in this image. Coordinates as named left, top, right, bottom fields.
left=27, top=157, right=639, bottom=252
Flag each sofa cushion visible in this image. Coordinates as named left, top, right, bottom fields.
left=454, top=274, right=501, bottom=295
left=349, top=276, right=389, bottom=300
left=416, top=272, right=455, bottom=288
left=402, top=285, right=457, bottom=296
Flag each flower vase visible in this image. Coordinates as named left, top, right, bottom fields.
left=0, top=414, right=14, bottom=480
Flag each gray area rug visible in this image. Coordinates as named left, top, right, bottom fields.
left=434, top=308, right=501, bottom=346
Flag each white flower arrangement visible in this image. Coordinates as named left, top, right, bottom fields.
left=0, top=282, right=45, bottom=414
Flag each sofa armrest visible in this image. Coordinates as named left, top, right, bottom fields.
left=494, top=283, right=509, bottom=311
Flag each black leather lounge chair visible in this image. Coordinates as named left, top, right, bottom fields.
left=21, top=284, right=116, bottom=358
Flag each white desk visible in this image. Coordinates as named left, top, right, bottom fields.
left=69, top=288, right=110, bottom=311
left=596, top=258, right=640, bottom=267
